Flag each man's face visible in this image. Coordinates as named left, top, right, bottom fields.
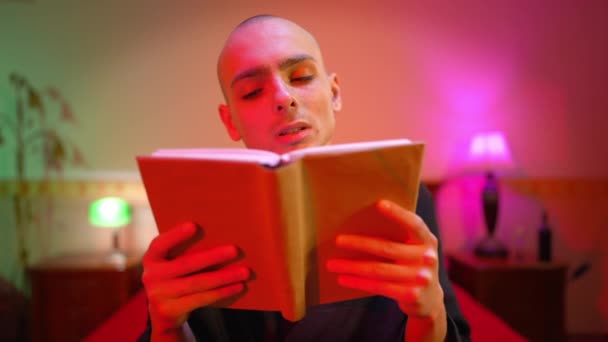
left=217, top=18, right=341, bottom=154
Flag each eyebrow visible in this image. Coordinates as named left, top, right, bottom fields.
left=230, top=54, right=316, bottom=88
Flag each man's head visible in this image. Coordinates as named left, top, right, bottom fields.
left=217, top=15, right=342, bottom=154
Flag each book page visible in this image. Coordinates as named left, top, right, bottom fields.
left=284, top=139, right=414, bottom=162
left=137, top=156, right=290, bottom=312
left=152, top=148, right=281, bottom=166
left=298, top=143, right=424, bottom=305
left=148, top=139, right=415, bottom=167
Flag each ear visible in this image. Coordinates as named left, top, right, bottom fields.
left=218, top=104, right=241, bottom=141
left=328, top=73, right=342, bottom=112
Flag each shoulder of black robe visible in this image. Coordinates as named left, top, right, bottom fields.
left=137, top=184, right=471, bottom=341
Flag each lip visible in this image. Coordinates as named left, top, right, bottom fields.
left=276, top=121, right=313, bottom=145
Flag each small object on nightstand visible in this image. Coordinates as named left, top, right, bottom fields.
left=538, top=210, right=552, bottom=262
left=512, top=225, right=527, bottom=261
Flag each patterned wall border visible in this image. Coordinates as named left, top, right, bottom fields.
left=0, top=180, right=148, bottom=204
left=1, top=178, right=607, bottom=203
left=504, top=178, right=608, bottom=198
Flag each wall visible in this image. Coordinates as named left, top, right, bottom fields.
left=1, top=0, right=606, bottom=178
left=1, top=0, right=606, bottom=335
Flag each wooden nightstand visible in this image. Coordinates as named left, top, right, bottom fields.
left=28, top=251, right=143, bottom=342
left=447, top=253, right=567, bottom=342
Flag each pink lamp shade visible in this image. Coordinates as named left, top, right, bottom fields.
left=465, top=131, right=514, bottom=173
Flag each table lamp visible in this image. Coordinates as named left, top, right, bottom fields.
left=465, top=131, right=514, bottom=259
left=89, top=196, right=132, bottom=264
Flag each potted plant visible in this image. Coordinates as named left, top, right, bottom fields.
left=0, top=72, right=85, bottom=291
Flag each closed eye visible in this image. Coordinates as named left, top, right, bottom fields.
left=242, top=88, right=262, bottom=100
left=291, top=75, right=314, bottom=83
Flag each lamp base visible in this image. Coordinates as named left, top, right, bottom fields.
left=106, top=250, right=127, bottom=268
left=474, top=236, right=509, bottom=259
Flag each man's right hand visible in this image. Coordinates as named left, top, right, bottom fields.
left=142, top=222, right=250, bottom=340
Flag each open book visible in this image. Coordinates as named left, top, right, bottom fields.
left=136, top=139, right=424, bottom=321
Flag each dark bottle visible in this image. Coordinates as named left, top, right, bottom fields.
left=538, top=210, right=552, bottom=262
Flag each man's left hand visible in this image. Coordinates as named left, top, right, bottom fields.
left=327, top=199, right=444, bottom=320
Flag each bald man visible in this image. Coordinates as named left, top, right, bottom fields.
left=138, top=15, right=470, bottom=342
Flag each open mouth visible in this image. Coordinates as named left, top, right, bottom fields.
left=279, top=126, right=308, bottom=136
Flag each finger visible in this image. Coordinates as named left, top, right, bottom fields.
left=337, top=275, right=420, bottom=303
left=154, top=283, right=245, bottom=319
left=336, top=234, right=428, bottom=261
left=179, top=283, right=245, bottom=314
left=327, top=259, right=431, bottom=284
left=143, top=245, right=240, bottom=282
left=377, top=200, right=436, bottom=245
left=144, top=222, right=200, bottom=263
left=152, top=266, right=250, bottom=298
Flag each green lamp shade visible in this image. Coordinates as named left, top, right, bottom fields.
left=89, top=197, right=132, bottom=228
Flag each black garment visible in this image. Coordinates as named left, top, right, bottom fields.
left=138, top=185, right=471, bottom=341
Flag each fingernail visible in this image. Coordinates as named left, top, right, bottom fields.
left=226, top=283, right=244, bottom=294
left=417, top=269, right=432, bottom=284
left=378, top=200, right=392, bottom=211
left=223, top=245, right=238, bottom=257
left=238, top=266, right=250, bottom=279
left=423, top=249, right=437, bottom=264
left=181, top=222, right=195, bottom=233
left=336, top=235, right=345, bottom=245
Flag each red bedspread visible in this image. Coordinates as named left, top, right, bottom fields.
left=85, top=285, right=527, bottom=341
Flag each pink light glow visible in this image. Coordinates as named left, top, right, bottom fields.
left=466, top=131, right=514, bottom=172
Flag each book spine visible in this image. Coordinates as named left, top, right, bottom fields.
left=275, top=162, right=308, bottom=321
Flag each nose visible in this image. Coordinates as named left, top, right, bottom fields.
left=273, top=78, right=297, bottom=114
